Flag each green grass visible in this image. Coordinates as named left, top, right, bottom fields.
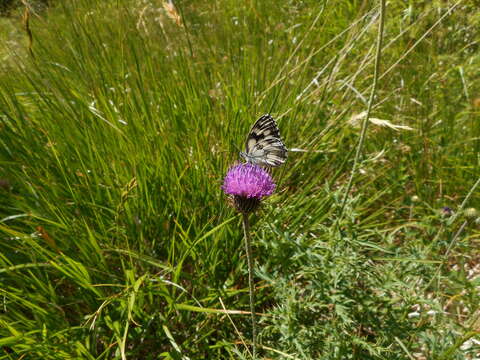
left=1, top=0, right=480, bottom=358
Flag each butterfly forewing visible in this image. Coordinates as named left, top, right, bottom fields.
left=243, top=114, right=287, bottom=167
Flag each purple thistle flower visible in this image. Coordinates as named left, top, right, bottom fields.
left=441, top=206, right=453, bottom=217
left=222, top=163, right=275, bottom=198
left=222, top=163, right=275, bottom=213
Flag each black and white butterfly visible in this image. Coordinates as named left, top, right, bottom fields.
left=240, top=114, right=288, bottom=167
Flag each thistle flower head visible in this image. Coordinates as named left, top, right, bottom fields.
left=222, top=163, right=275, bottom=198
left=441, top=206, right=453, bottom=217
left=222, top=163, right=275, bottom=213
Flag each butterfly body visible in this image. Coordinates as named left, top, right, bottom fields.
left=240, top=114, right=287, bottom=167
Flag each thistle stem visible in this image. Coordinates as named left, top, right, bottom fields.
left=242, top=212, right=256, bottom=359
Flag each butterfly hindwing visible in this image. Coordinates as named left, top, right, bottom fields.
left=242, top=114, right=287, bottom=167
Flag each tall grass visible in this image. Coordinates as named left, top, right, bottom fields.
left=1, top=0, right=479, bottom=358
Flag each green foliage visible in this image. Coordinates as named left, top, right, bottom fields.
left=1, top=0, right=479, bottom=359
left=0, top=0, right=51, bottom=16
left=257, top=198, right=433, bottom=358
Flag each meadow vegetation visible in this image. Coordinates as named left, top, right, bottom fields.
left=0, top=0, right=479, bottom=359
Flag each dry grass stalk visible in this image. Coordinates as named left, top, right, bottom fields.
left=163, top=0, right=182, bottom=27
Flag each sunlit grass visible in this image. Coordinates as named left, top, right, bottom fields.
left=1, top=0, right=479, bottom=359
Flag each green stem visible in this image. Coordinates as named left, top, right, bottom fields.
left=447, top=176, right=480, bottom=226
left=242, top=212, right=256, bottom=359
left=338, top=0, right=386, bottom=221
left=426, top=220, right=468, bottom=291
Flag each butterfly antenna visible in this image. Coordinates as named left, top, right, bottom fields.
left=223, top=110, right=244, bottom=164
left=232, top=143, right=242, bottom=154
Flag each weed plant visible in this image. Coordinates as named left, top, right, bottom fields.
left=0, top=0, right=480, bottom=359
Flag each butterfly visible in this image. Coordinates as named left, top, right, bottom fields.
left=240, top=114, right=288, bottom=167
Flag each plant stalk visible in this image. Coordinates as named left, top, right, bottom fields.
left=242, top=212, right=256, bottom=359
left=338, top=0, right=386, bottom=220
